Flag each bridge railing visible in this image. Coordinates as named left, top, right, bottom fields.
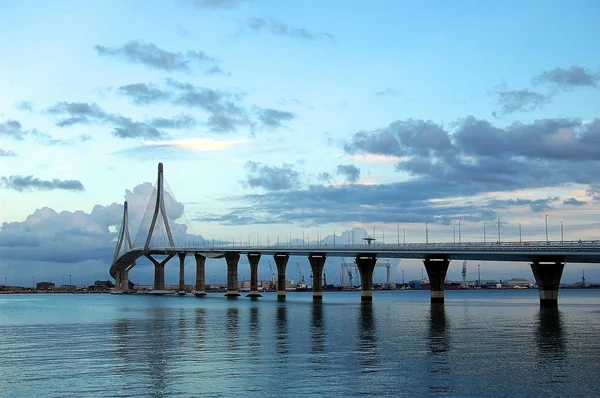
left=137, top=239, right=600, bottom=253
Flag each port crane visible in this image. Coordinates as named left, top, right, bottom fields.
left=296, top=262, right=305, bottom=285
left=461, top=260, right=467, bottom=289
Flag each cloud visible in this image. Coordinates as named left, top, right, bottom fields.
left=0, top=119, right=29, bottom=140
left=533, top=65, right=599, bottom=89
left=190, top=0, right=249, bottom=8
left=0, top=149, right=17, bottom=157
left=116, top=80, right=294, bottom=133
left=241, top=161, right=300, bottom=191
left=563, top=197, right=586, bottom=206
left=255, top=108, right=294, bottom=128
left=94, top=40, right=225, bottom=74
left=47, top=101, right=195, bottom=139
left=317, top=172, right=332, bottom=182
left=14, top=101, right=33, bottom=112
left=116, top=83, right=171, bottom=105
left=376, top=87, right=400, bottom=97
left=336, top=164, right=361, bottom=183
left=493, top=88, right=552, bottom=114
left=245, top=18, right=334, bottom=41
left=1, top=175, right=85, bottom=192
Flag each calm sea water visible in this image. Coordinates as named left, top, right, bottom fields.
left=0, top=289, right=599, bottom=397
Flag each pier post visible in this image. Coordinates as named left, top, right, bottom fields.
left=178, top=252, right=186, bottom=295
left=225, top=253, right=241, bottom=297
left=121, top=268, right=129, bottom=292
left=309, top=255, right=326, bottom=301
left=146, top=254, right=175, bottom=292
left=423, top=258, right=450, bottom=303
left=356, top=255, right=377, bottom=301
left=247, top=253, right=262, bottom=298
left=530, top=261, right=564, bottom=308
left=115, top=270, right=121, bottom=292
left=274, top=254, right=289, bottom=300
left=194, top=253, right=207, bottom=296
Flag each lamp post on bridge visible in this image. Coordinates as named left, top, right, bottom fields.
left=497, top=218, right=501, bottom=243
left=560, top=221, right=563, bottom=243
left=458, top=220, right=461, bottom=244
left=545, top=215, right=549, bottom=243
left=483, top=223, right=486, bottom=243
left=518, top=223, right=522, bottom=243
left=425, top=223, right=429, bottom=244
left=453, top=226, right=456, bottom=244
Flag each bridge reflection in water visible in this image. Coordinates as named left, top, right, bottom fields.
left=111, top=163, right=600, bottom=308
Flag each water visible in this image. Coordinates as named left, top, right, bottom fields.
left=0, top=290, right=599, bottom=397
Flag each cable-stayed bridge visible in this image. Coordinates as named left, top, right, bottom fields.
left=110, top=163, right=600, bottom=307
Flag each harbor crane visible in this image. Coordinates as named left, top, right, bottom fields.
left=268, top=260, right=276, bottom=290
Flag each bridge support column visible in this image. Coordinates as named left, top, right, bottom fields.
left=115, top=270, right=121, bottom=292
left=530, top=261, right=564, bottom=308
left=225, top=253, right=241, bottom=298
left=309, top=255, right=326, bottom=301
left=194, top=253, right=206, bottom=296
left=274, top=254, right=289, bottom=300
left=121, top=268, right=129, bottom=292
left=356, top=255, right=377, bottom=301
left=178, top=252, right=186, bottom=296
left=247, top=253, right=262, bottom=298
left=423, top=258, right=450, bottom=303
left=146, top=254, right=175, bottom=292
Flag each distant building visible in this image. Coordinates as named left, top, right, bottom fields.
left=36, top=282, right=55, bottom=291
left=503, top=278, right=533, bottom=288
left=89, top=280, right=115, bottom=292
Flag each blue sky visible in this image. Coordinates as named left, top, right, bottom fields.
left=1, top=0, right=599, bottom=287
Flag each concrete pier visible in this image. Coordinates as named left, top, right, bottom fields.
left=423, top=258, right=450, bottom=303
left=274, top=254, right=289, bottom=300
left=115, top=270, right=121, bottom=292
left=356, top=255, right=377, bottom=301
left=225, top=253, right=241, bottom=297
left=308, top=255, right=326, bottom=301
left=178, top=252, right=186, bottom=295
left=146, top=254, right=175, bottom=291
left=530, top=261, right=564, bottom=308
left=247, top=253, right=262, bottom=298
left=194, top=253, right=207, bottom=296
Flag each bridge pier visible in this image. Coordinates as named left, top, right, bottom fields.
left=274, top=254, right=289, bottom=300
left=530, top=261, right=564, bottom=308
left=423, top=258, right=450, bottom=303
left=114, top=270, right=121, bottom=292
left=120, top=267, right=130, bottom=292
left=146, top=254, right=175, bottom=292
left=309, top=255, right=326, bottom=301
left=225, top=253, right=241, bottom=298
left=356, top=255, right=377, bottom=301
left=178, top=252, right=186, bottom=296
left=194, top=253, right=207, bottom=296
left=247, top=253, right=262, bottom=298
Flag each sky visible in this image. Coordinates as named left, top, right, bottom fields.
left=1, top=0, right=600, bottom=287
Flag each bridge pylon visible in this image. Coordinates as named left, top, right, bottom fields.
left=144, top=162, right=175, bottom=251
left=112, top=201, right=134, bottom=290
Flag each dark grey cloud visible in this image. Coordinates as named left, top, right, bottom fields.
left=534, top=65, right=599, bottom=89
left=14, top=101, right=33, bottom=112
left=149, top=115, right=196, bottom=129
left=245, top=18, right=334, bottom=41
left=241, top=161, right=300, bottom=191
left=337, top=164, right=360, bottom=183
left=47, top=101, right=195, bottom=140
left=193, top=115, right=600, bottom=226
left=116, top=80, right=293, bottom=133
left=0, top=119, right=29, bottom=140
left=563, top=197, right=586, bottom=206
left=116, top=83, right=171, bottom=105
left=256, top=108, right=294, bottom=128
left=190, top=0, right=249, bottom=8
left=0, top=149, right=17, bottom=157
left=376, top=87, right=400, bottom=97
left=494, top=88, right=552, bottom=114
left=317, top=172, right=332, bottom=182
left=1, top=175, right=85, bottom=192
left=94, top=40, right=224, bottom=74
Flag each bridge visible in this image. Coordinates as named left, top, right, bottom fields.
left=110, top=163, right=600, bottom=307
